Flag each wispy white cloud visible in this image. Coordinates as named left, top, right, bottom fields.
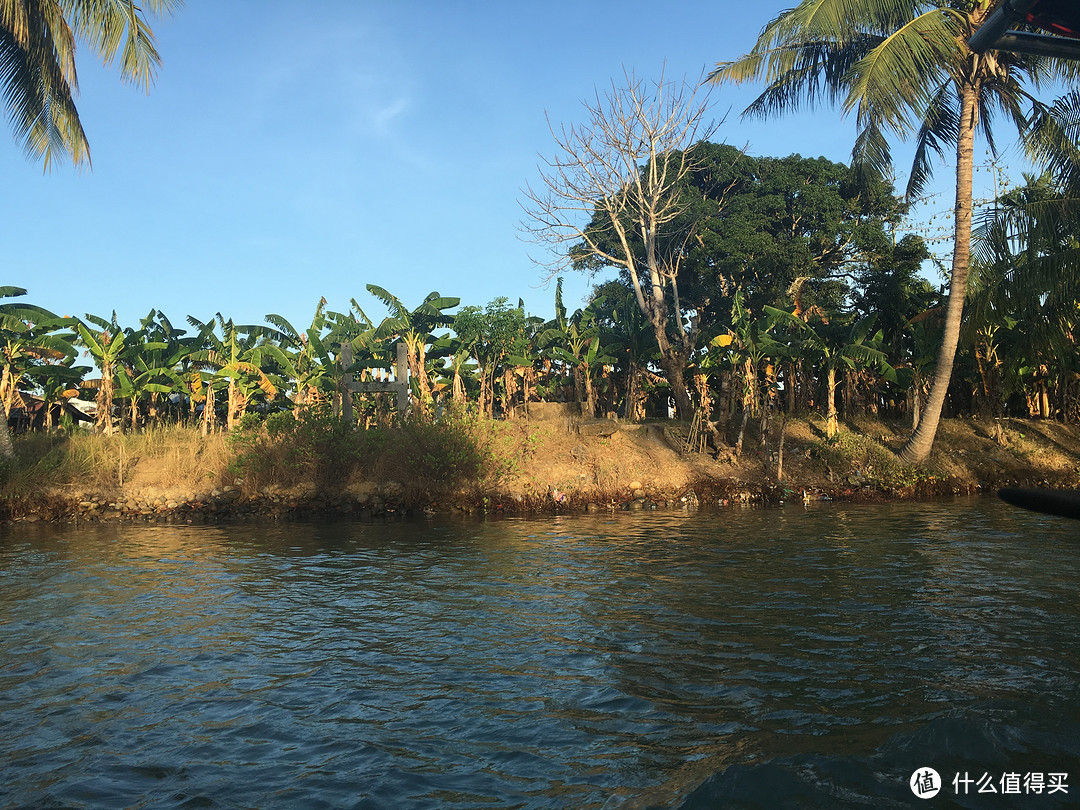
left=373, top=97, right=410, bottom=136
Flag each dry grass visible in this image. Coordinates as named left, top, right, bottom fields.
left=4, top=426, right=233, bottom=498
left=3, top=414, right=1079, bottom=507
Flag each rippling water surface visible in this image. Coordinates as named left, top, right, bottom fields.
left=2, top=497, right=1079, bottom=808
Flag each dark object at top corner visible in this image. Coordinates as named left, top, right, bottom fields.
left=970, top=0, right=1080, bottom=59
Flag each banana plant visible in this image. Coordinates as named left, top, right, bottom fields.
left=187, top=315, right=279, bottom=431
left=593, top=280, right=662, bottom=421
left=263, top=299, right=344, bottom=413
left=455, top=296, right=529, bottom=417
left=29, top=363, right=90, bottom=430
left=708, top=289, right=786, bottom=456
left=368, top=285, right=459, bottom=416
left=539, top=287, right=613, bottom=418
left=766, top=306, right=896, bottom=438
left=77, top=312, right=128, bottom=435
left=505, top=314, right=545, bottom=417
left=0, top=287, right=81, bottom=450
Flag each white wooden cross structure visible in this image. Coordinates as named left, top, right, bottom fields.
left=338, top=341, right=410, bottom=423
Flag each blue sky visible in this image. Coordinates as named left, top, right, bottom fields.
left=3, top=1, right=1012, bottom=333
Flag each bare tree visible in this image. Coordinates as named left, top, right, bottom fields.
left=521, top=69, right=720, bottom=418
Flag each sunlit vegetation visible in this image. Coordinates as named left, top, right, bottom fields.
left=3, top=127, right=1079, bottom=482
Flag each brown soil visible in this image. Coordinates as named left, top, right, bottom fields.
left=7, top=415, right=1080, bottom=523
left=488, top=414, right=1080, bottom=512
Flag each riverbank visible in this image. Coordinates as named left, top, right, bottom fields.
left=3, top=413, right=1079, bottom=524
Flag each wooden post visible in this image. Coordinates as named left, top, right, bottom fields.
left=339, top=343, right=354, bottom=425
left=342, top=341, right=410, bottom=420
left=395, top=341, right=409, bottom=415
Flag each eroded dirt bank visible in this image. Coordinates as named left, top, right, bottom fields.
left=4, top=415, right=1079, bottom=525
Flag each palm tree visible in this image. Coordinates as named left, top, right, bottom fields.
left=1, top=0, right=181, bottom=168
left=972, top=171, right=1080, bottom=418
left=1026, top=89, right=1080, bottom=194
left=709, top=0, right=1068, bottom=463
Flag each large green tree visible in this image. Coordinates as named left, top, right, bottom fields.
left=710, top=0, right=1067, bottom=463
left=670, top=143, right=905, bottom=323
left=1, top=0, right=180, bottom=167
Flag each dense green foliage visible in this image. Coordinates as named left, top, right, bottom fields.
left=4, top=135, right=1079, bottom=461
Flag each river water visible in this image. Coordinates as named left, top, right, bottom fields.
left=2, top=497, right=1078, bottom=809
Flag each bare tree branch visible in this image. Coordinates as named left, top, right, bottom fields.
left=520, top=68, right=722, bottom=416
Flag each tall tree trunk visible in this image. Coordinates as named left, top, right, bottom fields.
left=694, top=370, right=712, bottom=419
left=776, top=410, right=790, bottom=483
left=623, top=363, right=647, bottom=421
left=0, top=368, right=13, bottom=458
left=899, top=79, right=978, bottom=464
left=409, top=338, right=432, bottom=417
left=910, top=376, right=922, bottom=432
left=735, top=403, right=750, bottom=458
left=760, top=408, right=770, bottom=477
left=659, top=351, right=693, bottom=418
left=502, top=367, right=517, bottom=417
left=483, top=369, right=494, bottom=418
left=843, top=368, right=854, bottom=419
left=572, top=364, right=586, bottom=416
left=452, top=368, right=466, bottom=404
left=0, top=367, right=13, bottom=425
left=734, top=357, right=755, bottom=457
left=227, top=380, right=240, bottom=431
left=623, top=364, right=638, bottom=420
left=522, top=366, right=535, bottom=417
left=717, top=370, right=731, bottom=432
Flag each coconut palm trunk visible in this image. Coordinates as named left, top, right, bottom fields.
left=899, top=81, right=978, bottom=464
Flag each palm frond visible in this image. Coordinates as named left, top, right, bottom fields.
left=845, top=9, right=964, bottom=136
left=905, top=80, right=958, bottom=199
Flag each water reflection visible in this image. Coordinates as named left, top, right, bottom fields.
left=1, top=497, right=1078, bottom=808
